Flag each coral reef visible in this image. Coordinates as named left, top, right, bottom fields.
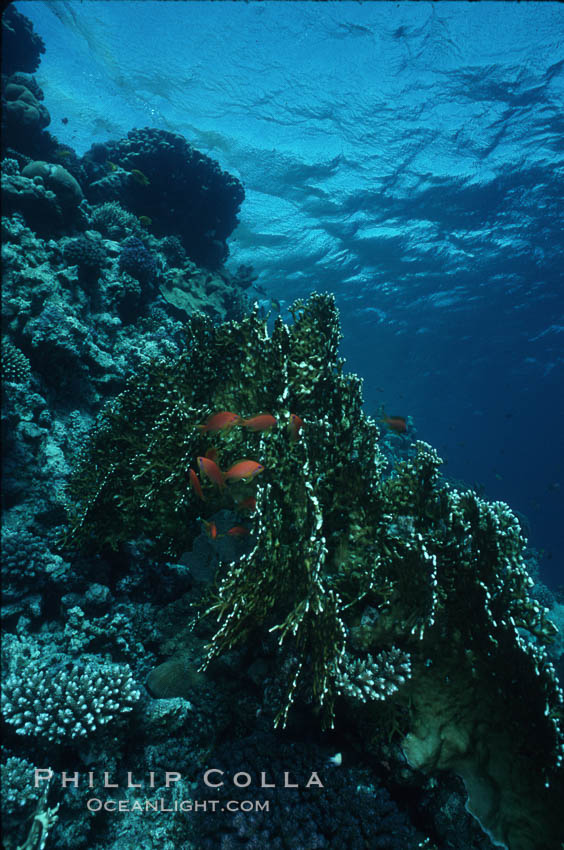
left=1, top=527, right=71, bottom=624
left=21, top=161, right=83, bottom=209
left=2, top=19, right=562, bottom=850
left=160, top=234, right=187, bottom=268
left=118, top=235, right=159, bottom=284
left=192, top=732, right=424, bottom=849
left=63, top=234, right=107, bottom=282
left=65, top=292, right=564, bottom=850
left=1, top=6, right=46, bottom=76
left=81, top=127, right=245, bottom=268
left=3, top=74, right=50, bottom=147
left=2, top=167, right=65, bottom=234
left=1, top=65, right=57, bottom=165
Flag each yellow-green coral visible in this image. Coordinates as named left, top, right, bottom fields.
left=65, top=293, right=563, bottom=849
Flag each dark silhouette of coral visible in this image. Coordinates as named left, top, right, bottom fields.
left=1, top=6, right=46, bottom=76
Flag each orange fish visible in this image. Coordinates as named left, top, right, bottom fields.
left=197, top=411, right=241, bottom=433
left=241, top=414, right=277, bottom=432
left=236, top=496, right=257, bottom=512
left=288, top=413, right=304, bottom=442
left=189, top=467, right=205, bottom=501
left=380, top=414, right=407, bottom=434
left=227, top=526, right=250, bottom=537
left=203, top=519, right=218, bottom=540
left=224, top=460, right=265, bottom=483
left=197, top=456, right=225, bottom=490
left=205, top=446, right=219, bottom=462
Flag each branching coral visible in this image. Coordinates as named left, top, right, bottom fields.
left=1, top=756, right=42, bottom=815
left=2, top=657, right=140, bottom=744
left=2, top=338, right=31, bottom=384
left=336, top=648, right=412, bottom=704
left=90, top=201, right=143, bottom=240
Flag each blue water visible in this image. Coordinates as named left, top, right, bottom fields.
left=20, top=0, right=564, bottom=587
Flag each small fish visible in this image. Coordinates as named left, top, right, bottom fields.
left=241, top=414, right=277, bottom=431
left=227, top=526, right=250, bottom=537
left=203, top=519, right=218, bottom=540
left=288, top=413, right=304, bottom=442
left=380, top=412, right=407, bottom=434
left=130, top=168, right=150, bottom=186
left=327, top=752, right=342, bottom=767
left=189, top=468, right=205, bottom=501
left=197, top=456, right=225, bottom=490
left=197, top=411, right=241, bottom=433
left=205, top=446, right=219, bottom=462
left=236, top=496, right=257, bottom=512
left=224, top=460, right=265, bottom=483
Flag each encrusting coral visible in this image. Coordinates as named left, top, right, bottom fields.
left=65, top=292, right=563, bottom=849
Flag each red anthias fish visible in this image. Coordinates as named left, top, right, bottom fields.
left=189, top=467, right=205, bottom=501
left=203, top=519, right=218, bottom=540
left=197, top=411, right=241, bottom=433
left=224, top=460, right=265, bottom=483
left=240, top=414, right=277, bottom=432
left=205, top=446, right=219, bottom=462
left=197, top=456, right=225, bottom=490
left=380, top=414, right=407, bottom=434
left=288, top=413, right=304, bottom=442
left=227, top=526, right=250, bottom=537
left=236, top=496, right=257, bottom=512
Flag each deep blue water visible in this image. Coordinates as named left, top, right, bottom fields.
left=20, top=0, right=564, bottom=587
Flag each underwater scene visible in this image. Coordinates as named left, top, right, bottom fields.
left=1, top=2, right=563, bottom=849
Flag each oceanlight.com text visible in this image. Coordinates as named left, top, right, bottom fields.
left=86, top=798, right=270, bottom=813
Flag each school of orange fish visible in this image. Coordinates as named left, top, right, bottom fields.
left=189, top=410, right=304, bottom=540
left=189, top=406, right=406, bottom=540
